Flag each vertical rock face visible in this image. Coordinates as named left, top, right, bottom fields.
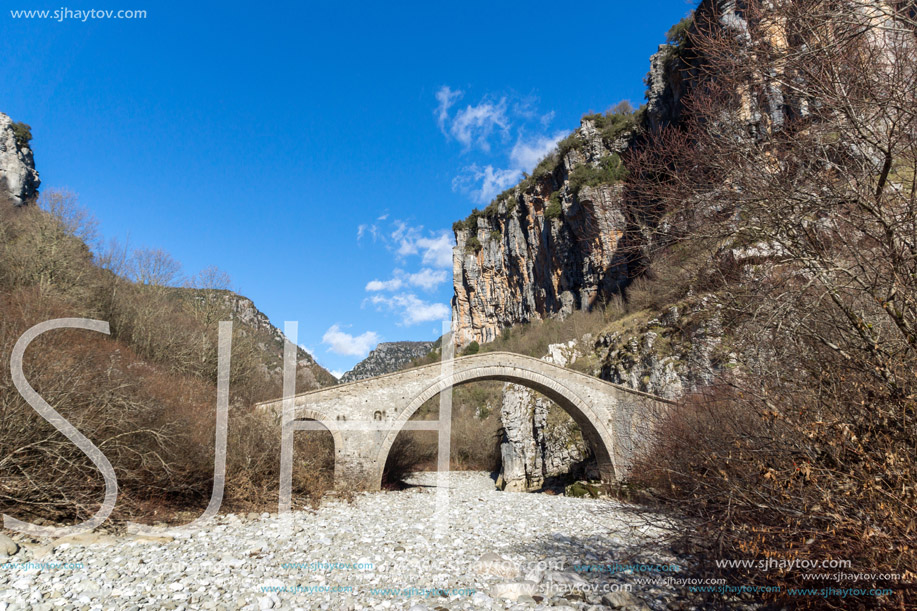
left=0, top=113, right=40, bottom=206
left=340, top=341, right=434, bottom=382
left=451, top=120, right=634, bottom=348
left=450, top=0, right=754, bottom=350
left=498, top=341, right=593, bottom=491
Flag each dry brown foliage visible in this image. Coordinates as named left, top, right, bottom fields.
left=0, top=193, right=333, bottom=525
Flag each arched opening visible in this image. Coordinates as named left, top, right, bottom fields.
left=287, top=412, right=339, bottom=504
left=381, top=380, right=503, bottom=488
left=376, top=366, right=616, bottom=491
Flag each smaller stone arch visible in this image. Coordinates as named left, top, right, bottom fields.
left=373, top=364, right=618, bottom=488
left=286, top=407, right=347, bottom=483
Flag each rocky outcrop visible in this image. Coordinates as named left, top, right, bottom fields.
left=340, top=341, right=434, bottom=382
left=595, top=297, right=734, bottom=401
left=0, top=113, right=40, bottom=206
left=498, top=341, right=594, bottom=492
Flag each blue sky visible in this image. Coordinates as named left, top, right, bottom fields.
left=2, top=0, right=696, bottom=376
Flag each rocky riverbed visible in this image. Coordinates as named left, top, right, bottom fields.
left=0, top=472, right=715, bottom=611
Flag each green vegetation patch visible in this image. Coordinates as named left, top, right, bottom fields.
left=11, top=122, right=32, bottom=147
left=464, top=235, right=482, bottom=254
left=568, top=153, right=627, bottom=195
left=544, top=193, right=563, bottom=220
left=581, top=101, right=644, bottom=146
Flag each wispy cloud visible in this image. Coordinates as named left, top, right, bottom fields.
left=365, top=267, right=448, bottom=292
left=365, top=276, right=404, bottom=292
left=437, top=86, right=511, bottom=153
left=359, top=219, right=454, bottom=269
left=509, top=131, right=567, bottom=170
left=368, top=293, right=450, bottom=326
left=435, top=86, right=463, bottom=132
left=321, top=324, right=380, bottom=357
left=390, top=222, right=454, bottom=268
left=407, top=267, right=448, bottom=290
left=450, top=98, right=509, bottom=152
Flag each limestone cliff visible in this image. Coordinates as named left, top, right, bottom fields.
left=451, top=118, right=637, bottom=348
left=0, top=113, right=40, bottom=206
left=450, top=0, right=745, bottom=349
left=340, top=341, right=434, bottom=382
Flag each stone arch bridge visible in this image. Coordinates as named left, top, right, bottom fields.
left=255, top=352, right=673, bottom=491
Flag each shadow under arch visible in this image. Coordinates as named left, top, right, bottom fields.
left=372, top=365, right=618, bottom=488
left=289, top=408, right=346, bottom=484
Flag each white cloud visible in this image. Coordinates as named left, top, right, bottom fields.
left=435, top=86, right=463, bottom=132
left=392, top=221, right=420, bottom=256
left=321, top=324, right=380, bottom=357
left=509, top=131, right=567, bottom=171
left=408, top=268, right=447, bottom=290
left=415, top=234, right=454, bottom=268
left=365, top=276, right=404, bottom=292
left=449, top=97, right=509, bottom=152
left=451, top=133, right=567, bottom=205
left=369, top=293, right=450, bottom=326
left=357, top=223, right=383, bottom=242
left=435, top=87, right=570, bottom=207
left=329, top=369, right=346, bottom=379
left=386, top=223, right=453, bottom=268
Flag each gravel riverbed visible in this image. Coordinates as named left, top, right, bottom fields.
left=0, top=472, right=709, bottom=611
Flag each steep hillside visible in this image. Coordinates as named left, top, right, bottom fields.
left=172, top=288, right=337, bottom=393
left=0, top=115, right=337, bottom=520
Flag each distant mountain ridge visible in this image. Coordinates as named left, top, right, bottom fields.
left=340, top=341, right=434, bottom=382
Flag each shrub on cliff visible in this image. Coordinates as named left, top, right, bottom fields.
left=462, top=340, right=480, bottom=355
left=568, top=153, right=626, bottom=195
left=11, top=121, right=32, bottom=147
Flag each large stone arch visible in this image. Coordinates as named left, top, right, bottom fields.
left=372, top=364, right=619, bottom=488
